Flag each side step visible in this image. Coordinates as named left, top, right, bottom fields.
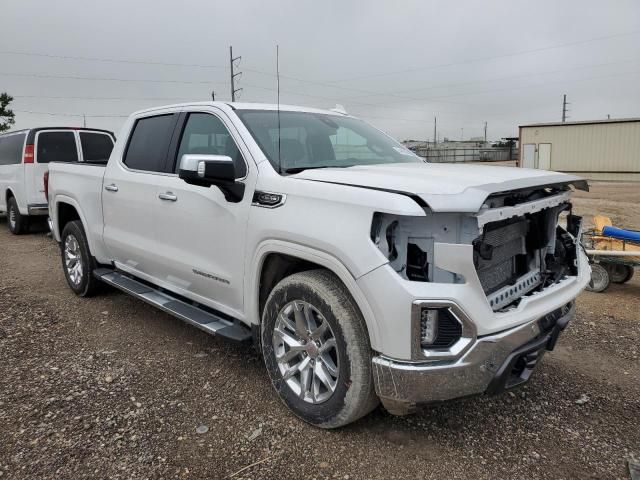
left=94, top=268, right=251, bottom=342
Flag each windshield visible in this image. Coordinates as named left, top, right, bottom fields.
left=236, top=109, right=423, bottom=173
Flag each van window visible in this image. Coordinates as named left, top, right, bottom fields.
left=80, top=132, right=114, bottom=163
left=124, top=114, right=177, bottom=172
left=0, top=133, right=26, bottom=165
left=175, top=113, right=247, bottom=177
left=37, top=131, right=78, bottom=163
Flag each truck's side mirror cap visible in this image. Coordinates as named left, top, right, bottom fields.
left=179, top=154, right=236, bottom=186
left=178, top=154, right=244, bottom=202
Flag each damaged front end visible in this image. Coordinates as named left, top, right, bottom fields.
left=370, top=183, right=583, bottom=319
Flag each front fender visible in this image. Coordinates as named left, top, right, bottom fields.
left=247, top=240, right=382, bottom=352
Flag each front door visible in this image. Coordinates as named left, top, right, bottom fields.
left=152, top=109, right=255, bottom=318
left=102, top=112, right=180, bottom=280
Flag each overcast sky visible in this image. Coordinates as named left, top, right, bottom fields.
left=1, top=0, right=639, bottom=141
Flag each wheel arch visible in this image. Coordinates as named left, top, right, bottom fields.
left=52, top=196, right=95, bottom=254
left=248, top=241, right=382, bottom=351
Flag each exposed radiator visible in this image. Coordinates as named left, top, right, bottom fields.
left=475, top=219, right=528, bottom=294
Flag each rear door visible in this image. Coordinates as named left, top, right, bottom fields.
left=33, top=130, right=79, bottom=205
left=102, top=112, right=180, bottom=281
left=78, top=131, right=115, bottom=164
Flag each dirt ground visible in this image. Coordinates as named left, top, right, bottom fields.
left=0, top=182, right=638, bottom=480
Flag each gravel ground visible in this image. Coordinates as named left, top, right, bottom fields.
left=0, top=182, right=639, bottom=479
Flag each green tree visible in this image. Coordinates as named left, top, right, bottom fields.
left=0, top=93, right=16, bottom=133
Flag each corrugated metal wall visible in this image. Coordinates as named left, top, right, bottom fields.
left=519, top=121, right=640, bottom=179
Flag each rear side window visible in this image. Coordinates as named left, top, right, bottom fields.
left=80, top=132, right=114, bottom=163
left=0, top=133, right=26, bottom=165
left=175, top=113, right=247, bottom=177
left=37, top=131, right=78, bottom=163
left=124, top=114, right=176, bottom=172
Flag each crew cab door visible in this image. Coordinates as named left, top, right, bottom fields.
left=102, top=112, right=180, bottom=279
left=152, top=109, right=255, bottom=317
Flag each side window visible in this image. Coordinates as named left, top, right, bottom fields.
left=124, top=114, right=176, bottom=172
left=176, top=113, right=247, bottom=177
left=0, top=133, right=26, bottom=165
left=80, top=132, right=114, bottom=164
left=36, top=131, right=78, bottom=163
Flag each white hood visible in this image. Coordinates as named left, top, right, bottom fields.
left=293, top=163, right=586, bottom=212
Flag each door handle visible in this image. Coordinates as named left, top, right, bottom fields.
left=105, top=184, right=118, bottom=192
left=158, top=192, right=178, bottom=202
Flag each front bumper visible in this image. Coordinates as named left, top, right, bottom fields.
left=372, top=302, right=574, bottom=415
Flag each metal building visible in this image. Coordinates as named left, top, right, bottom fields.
left=518, top=118, right=640, bottom=181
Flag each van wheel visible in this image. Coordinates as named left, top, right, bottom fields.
left=7, top=197, right=29, bottom=235
left=60, top=220, right=100, bottom=297
left=261, top=269, right=379, bottom=428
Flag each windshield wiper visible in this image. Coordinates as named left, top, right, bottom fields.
left=284, top=165, right=352, bottom=174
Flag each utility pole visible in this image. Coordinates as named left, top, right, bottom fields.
left=562, top=94, right=570, bottom=122
left=229, top=46, right=242, bottom=102
left=483, top=121, right=487, bottom=143
left=211, top=90, right=215, bottom=101
left=433, top=116, right=437, bottom=146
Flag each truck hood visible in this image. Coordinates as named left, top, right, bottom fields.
left=293, top=162, right=587, bottom=212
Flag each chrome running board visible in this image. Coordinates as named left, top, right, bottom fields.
left=94, top=268, right=251, bottom=342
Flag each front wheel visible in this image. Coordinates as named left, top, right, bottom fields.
left=60, top=220, right=101, bottom=297
left=261, top=270, right=378, bottom=428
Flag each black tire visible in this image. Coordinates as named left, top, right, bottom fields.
left=261, top=269, right=378, bottom=428
left=60, top=220, right=101, bottom=297
left=604, top=263, right=634, bottom=284
left=586, top=263, right=610, bottom=293
left=7, top=196, right=29, bottom=235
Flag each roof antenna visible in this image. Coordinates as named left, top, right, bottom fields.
left=276, top=44, right=282, bottom=174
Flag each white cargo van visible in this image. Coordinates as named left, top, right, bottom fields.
left=0, top=127, right=115, bottom=234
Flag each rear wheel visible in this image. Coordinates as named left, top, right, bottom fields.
left=7, top=197, right=29, bottom=235
left=60, top=220, right=101, bottom=297
left=261, top=269, right=378, bottom=428
left=586, top=263, right=610, bottom=293
left=604, top=263, right=634, bottom=284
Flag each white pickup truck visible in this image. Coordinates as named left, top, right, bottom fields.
left=47, top=102, right=590, bottom=428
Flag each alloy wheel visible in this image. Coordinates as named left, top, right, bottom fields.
left=64, top=234, right=83, bottom=286
left=272, top=300, right=339, bottom=404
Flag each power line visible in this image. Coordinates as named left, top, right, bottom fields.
left=0, top=50, right=227, bottom=69
left=324, top=29, right=640, bottom=83
left=350, top=56, right=640, bottom=99
left=14, top=109, right=128, bottom=118
left=0, top=71, right=225, bottom=85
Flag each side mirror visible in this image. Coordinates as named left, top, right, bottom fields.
left=178, top=154, right=244, bottom=202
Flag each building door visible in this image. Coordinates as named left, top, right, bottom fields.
left=538, top=143, right=551, bottom=170
left=522, top=144, right=536, bottom=168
